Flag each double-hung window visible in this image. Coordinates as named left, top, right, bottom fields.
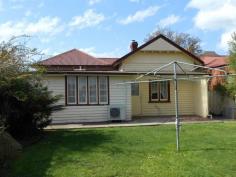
left=160, top=81, right=169, bottom=101
left=78, top=76, right=87, bottom=104
left=66, top=76, right=109, bottom=105
left=67, top=76, right=77, bottom=105
left=149, top=81, right=169, bottom=102
left=99, top=76, right=108, bottom=104
left=88, top=76, right=98, bottom=104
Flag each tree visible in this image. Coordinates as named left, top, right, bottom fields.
left=224, top=32, right=236, bottom=99
left=145, top=27, right=202, bottom=55
left=0, top=36, right=63, bottom=138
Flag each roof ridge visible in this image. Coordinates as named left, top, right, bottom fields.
left=40, top=48, right=77, bottom=63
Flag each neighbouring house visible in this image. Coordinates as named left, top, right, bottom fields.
left=40, top=34, right=209, bottom=124
left=200, top=51, right=228, bottom=90
left=200, top=52, right=236, bottom=117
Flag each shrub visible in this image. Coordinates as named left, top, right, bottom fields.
left=0, top=75, right=62, bottom=138
left=0, top=36, right=63, bottom=138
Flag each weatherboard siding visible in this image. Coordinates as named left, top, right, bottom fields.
left=132, top=79, right=208, bottom=117
left=44, top=75, right=131, bottom=123
left=120, top=52, right=200, bottom=73
left=139, top=80, right=194, bottom=116
left=141, top=38, right=180, bottom=52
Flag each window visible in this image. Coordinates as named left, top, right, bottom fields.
left=66, top=76, right=109, bottom=105
left=149, top=81, right=169, bottom=102
left=131, top=83, right=139, bottom=96
left=99, top=76, right=108, bottom=104
left=160, top=81, right=168, bottom=101
left=88, top=76, right=98, bottom=104
left=78, top=76, right=87, bottom=104
left=67, top=76, right=77, bottom=104
left=150, top=82, right=159, bottom=101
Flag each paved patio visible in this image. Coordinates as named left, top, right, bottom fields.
left=45, top=116, right=234, bottom=130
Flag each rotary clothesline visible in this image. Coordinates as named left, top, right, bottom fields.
left=115, top=61, right=235, bottom=151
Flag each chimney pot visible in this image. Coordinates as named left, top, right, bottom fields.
left=130, top=40, right=138, bottom=51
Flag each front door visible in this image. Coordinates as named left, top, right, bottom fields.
left=131, top=83, right=141, bottom=116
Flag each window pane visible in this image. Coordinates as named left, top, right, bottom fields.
left=131, top=83, right=139, bottom=96
left=78, top=76, right=87, bottom=104
left=99, top=76, right=108, bottom=104
left=151, top=82, right=158, bottom=100
left=67, top=76, right=76, bottom=104
left=88, top=76, right=97, bottom=104
left=160, top=81, right=168, bottom=100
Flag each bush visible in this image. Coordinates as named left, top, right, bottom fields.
left=0, top=36, right=63, bottom=138
left=0, top=75, right=62, bottom=138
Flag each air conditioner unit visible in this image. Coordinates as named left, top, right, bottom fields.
left=109, top=105, right=126, bottom=121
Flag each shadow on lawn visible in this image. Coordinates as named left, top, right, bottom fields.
left=12, top=129, right=119, bottom=177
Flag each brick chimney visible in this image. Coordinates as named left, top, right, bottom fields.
left=130, top=40, right=138, bottom=51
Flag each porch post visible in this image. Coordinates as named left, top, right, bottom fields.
left=173, top=62, right=180, bottom=151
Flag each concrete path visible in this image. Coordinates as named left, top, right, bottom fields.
left=45, top=118, right=234, bottom=130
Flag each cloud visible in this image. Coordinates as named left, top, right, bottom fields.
left=218, top=30, right=235, bottom=50
left=0, top=16, right=63, bottom=42
left=88, top=0, right=102, bottom=5
left=118, top=6, right=160, bottom=25
left=69, top=9, right=105, bottom=29
left=187, top=0, right=236, bottom=50
left=158, top=14, right=181, bottom=27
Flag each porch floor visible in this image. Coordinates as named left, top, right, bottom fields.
left=46, top=115, right=233, bottom=130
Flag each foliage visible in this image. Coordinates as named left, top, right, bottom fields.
left=0, top=77, right=62, bottom=137
left=145, top=26, right=202, bottom=54
left=0, top=36, right=63, bottom=138
left=214, top=83, right=228, bottom=96
left=223, top=32, right=236, bottom=99
left=10, top=123, right=236, bottom=177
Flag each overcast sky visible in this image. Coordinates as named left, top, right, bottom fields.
left=0, top=0, right=235, bottom=58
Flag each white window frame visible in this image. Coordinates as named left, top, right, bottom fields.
left=78, top=76, right=87, bottom=104
left=67, top=76, right=77, bottom=105
left=99, top=76, right=108, bottom=104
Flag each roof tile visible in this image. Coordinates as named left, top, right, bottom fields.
left=40, top=49, right=116, bottom=66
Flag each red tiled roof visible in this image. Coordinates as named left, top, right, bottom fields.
left=41, top=34, right=204, bottom=68
left=200, top=55, right=228, bottom=68
left=40, top=49, right=113, bottom=66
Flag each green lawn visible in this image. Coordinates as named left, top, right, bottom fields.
left=11, top=122, right=236, bottom=177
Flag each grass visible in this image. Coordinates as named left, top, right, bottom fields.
left=11, top=122, right=236, bottom=177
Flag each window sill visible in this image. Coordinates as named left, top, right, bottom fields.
left=148, top=100, right=170, bottom=103
left=66, top=104, right=109, bottom=106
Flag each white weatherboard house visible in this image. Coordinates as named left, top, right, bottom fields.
left=41, top=34, right=208, bottom=124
